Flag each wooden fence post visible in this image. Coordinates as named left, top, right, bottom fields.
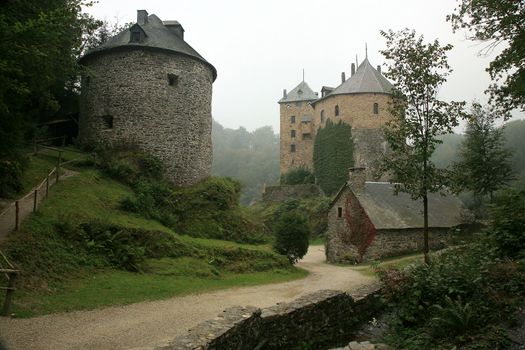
left=1, top=272, right=18, bottom=316
left=33, top=189, right=38, bottom=212
left=56, top=151, right=62, bottom=184
left=46, top=176, right=49, bottom=197
left=15, top=201, right=19, bottom=231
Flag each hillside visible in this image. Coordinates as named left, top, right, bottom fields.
left=0, top=148, right=306, bottom=317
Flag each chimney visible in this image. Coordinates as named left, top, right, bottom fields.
left=137, top=10, right=148, bottom=25
left=283, top=89, right=287, bottom=99
left=377, top=65, right=381, bottom=73
left=348, top=167, right=366, bottom=194
left=341, top=72, right=346, bottom=83
left=351, top=63, right=356, bottom=76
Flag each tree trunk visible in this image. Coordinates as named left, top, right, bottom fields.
left=423, top=194, right=429, bottom=264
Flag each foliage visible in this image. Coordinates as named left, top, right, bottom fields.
left=273, top=211, right=310, bottom=264
left=430, top=133, right=464, bottom=169
left=313, top=120, right=354, bottom=195
left=486, top=188, right=525, bottom=258
left=452, top=103, right=514, bottom=200
left=280, top=166, right=315, bottom=185
left=212, top=120, right=280, bottom=205
left=430, top=296, right=476, bottom=338
left=448, top=0, right=525, bottom=114
left=504, top=120, right=525, bottom=186
left=379, top=28, right=465, bottom=262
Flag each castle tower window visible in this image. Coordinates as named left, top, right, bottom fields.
left=290, top=116, right=296, bottom=124
left=168, top=74, right=179, bottom=86
left=301, top=115, right=312, bottom=124
left=102, top=115, right=114, bottom=130
left=335, top=105, right=340, bottom=116
left=337, top=207, right=343, bottom=218
left=373, top=103, right=379, bottom=114
left=320, top=110, right=325, bottom=123
left=290, top=144, right=296, bottom=153
left=291, top=130, right=296, bottom=138
left=302, top=133, right=312, bottom=140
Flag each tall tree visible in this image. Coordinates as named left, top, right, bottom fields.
left=313, top=119, right=354, bottom=195
left=448, top=0, right=525, bottom=114
left=379, top=29, right=465, bottom=263
left=453, top=103, right=514, bottom=201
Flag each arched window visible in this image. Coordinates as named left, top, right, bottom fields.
left=335, top=105, right=340, bottom=116
left=373, top=103, right=379, bottom=115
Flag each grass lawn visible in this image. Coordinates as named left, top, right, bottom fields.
left=309, top=236, right=325, bottom=246
left=350, top=252, right=424, bottom=277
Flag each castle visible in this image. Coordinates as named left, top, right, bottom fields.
left=279, top=57, right=393, bottom=180
left=79, top=10, right=216, bottom=186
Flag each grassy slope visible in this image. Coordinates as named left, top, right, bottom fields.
left=1, top=152, right=307, bottom=317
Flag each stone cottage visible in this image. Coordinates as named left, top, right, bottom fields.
left=325, top=168, right=467, bottom=263
left=78, top=10, right=216, bottom=186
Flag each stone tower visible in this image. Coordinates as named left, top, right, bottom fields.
left=279, top=58, right=393, bottom=180
left=79, top=10, right=216, bottom=186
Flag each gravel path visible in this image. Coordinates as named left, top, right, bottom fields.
left=0, top=245, right=375, bottom=350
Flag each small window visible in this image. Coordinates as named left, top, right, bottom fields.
left=102, top=115, right=113, bottom=129
left=290, top=116, right=296, bottom=124
left=337, top=207, right=343, bottom=218
left=373, top=103, right=379, bottom=114
left=295, top=101, right=301, bottom=107
left=291, top=159, right=295, bottom=165
left=168, top=74, right=179, bottom=86
left=335, top=105, right=340, bottom=116
left=301, top=115, right=312, bottom=124
left=320, top=110, right=325, bottom=123
left=130, top=30, right=141, bottom=43
left=302, top=133, right=312, bottom=140
left=290, top=144, right=296, bottom=153
left=291, top=130, right=296, bottom=138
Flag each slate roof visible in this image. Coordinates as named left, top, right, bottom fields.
left=79, top=14, right=216, bottom=81
left=333, top=182, right=465, bottom=229
left=331, top=58, right=393, bottom=95
left=279, top=81, right=318, bottom=103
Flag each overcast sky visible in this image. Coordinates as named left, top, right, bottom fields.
left=84, top=0, right=523, bottom=133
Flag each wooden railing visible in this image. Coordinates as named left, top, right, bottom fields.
left=0, top=249, right=18, bottom=316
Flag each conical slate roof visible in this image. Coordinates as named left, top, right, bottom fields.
left=79, top=14, right=216, bottom=81
left=331, top=58, right=392, bottom=95
left=279, top=81, right=318, bottom=103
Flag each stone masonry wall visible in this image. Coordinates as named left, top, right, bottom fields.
left=156, top=284, right=382, bottom=350
left=79, top=48, right=213, bottom=186
left=261, top=184, right=323, bottom=202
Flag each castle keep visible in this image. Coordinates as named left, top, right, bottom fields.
left=79, top=10, right=216, bottom=186
left=279, top=57, right=392, bottom=179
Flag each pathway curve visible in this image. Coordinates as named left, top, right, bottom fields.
left=0, top=245, right=376, bottom=350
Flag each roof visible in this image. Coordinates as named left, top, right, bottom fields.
left=333, top=182, right=465, bottom=229
left=79, top=14, right=216, bottom=81
left=279, top=81, right=318, bottom=103
left=332, top=58, right=392, bottom=95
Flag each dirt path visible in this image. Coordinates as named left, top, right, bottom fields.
left=0, top=245, right=376, bottom=350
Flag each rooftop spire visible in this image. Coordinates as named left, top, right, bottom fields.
left=365, top=43, right=368, bottom=58
left=302, top=68, right=305, bottom=82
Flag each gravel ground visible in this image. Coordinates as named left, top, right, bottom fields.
left=0, top=245, right=375, bottom=350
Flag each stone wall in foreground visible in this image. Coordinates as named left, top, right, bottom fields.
left=154, top=283, right=382, bottom=350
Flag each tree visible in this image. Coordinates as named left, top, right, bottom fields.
left=273, top=211, right=309, bottom=264
left=280, top=166, right=315, bottom=185
left=379, top=29, right=465, bottom=264
left=448, top=0, right=525, bottom=114
left=313, top=120, right=354, bottom=195
left=453, top=103, right=514, bottom=201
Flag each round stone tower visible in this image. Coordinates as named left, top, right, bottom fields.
left=79, top=10, right=217, bottom=186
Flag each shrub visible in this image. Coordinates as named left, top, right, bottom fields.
left=0, top=156, right=26, bottom=197
left=280, top=167, right=315, bottom=185
left=273, top=211, right=310, bottom=264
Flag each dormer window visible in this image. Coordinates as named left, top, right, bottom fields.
left=129, top=24, right=146, bottom=43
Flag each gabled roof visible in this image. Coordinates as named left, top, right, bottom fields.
left=79, top=14, right=216, bottom=81
left=332, top=182, right=465, bottom=229
left=331, top=58, right=392, bottom=95
left=279, top=81, right=318, bottom=103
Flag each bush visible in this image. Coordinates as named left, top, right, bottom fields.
left=0, top=156, right=26, bottom=197
left=273, top=211, right=310, bottom=264
left=280, top=167, right=315, bottom=185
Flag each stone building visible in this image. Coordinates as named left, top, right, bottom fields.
left=279, top=57, right=393, bottom=180
left=326, top=168, right=467, bottom=263
left=79, top=10, right=216, bottom=186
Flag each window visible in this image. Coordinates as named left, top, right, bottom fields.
left=291, top=159, right=295, bottom=165
left=373, top=103, right=379, bottom=114
left=168, top=74, right=179, bottom=86
left=301, top=115, right=312, bottom=124
left=290, top=116, right=296, bottom=124
left=290, top=144, right=296, bottom=153
left=302, top=133, right=312, bottom=140
left=130, top=30, right=141, bottom=43
left=320, top=110, right=325, bottom=123
left=129, top=24, right=146, bottom=43
left=102, top=115, right=113, bottom=129
left=337, top=207, right=343, bottom=218
left=291, top=130, right=296, bottom=138
left=295, top=101, right=301, bottom=107
left=335, top=105, right=340, bottom=116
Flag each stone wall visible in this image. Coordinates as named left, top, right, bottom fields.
left=261, top=184, right=323, bottom=202
left=79, top=48, right=213, bottom=186
left=155, top=284, right=382, bottom=350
